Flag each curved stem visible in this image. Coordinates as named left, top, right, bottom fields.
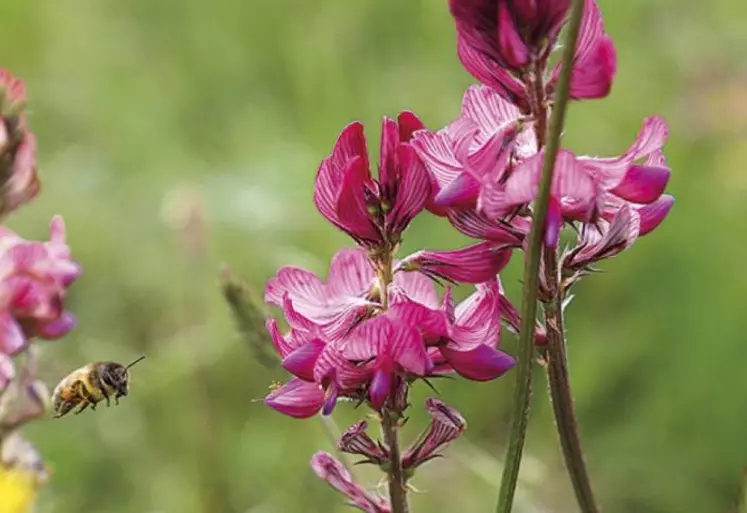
left=495, top=0, right=586, bottom=511
left=543, top=249, right=599, bottom=513
left=381, top=410, right=409, bottom=513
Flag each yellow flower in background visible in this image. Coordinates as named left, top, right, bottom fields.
left=0, top=466, right=38, bottom=513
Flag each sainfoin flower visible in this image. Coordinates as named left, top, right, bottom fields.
left=402, top=398, right=466, bottom=470
left=311, top=451, right=391, bottom=513
left=313, top=113, right=431, bottom=249
left=0, top=69, right=40, bottom=218
left=450, top=0, right=616, bottom=108
left=264, top=247, right=516, bottom=418
left=0, top=216, right=80, bottom=369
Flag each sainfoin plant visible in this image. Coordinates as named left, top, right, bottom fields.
left=226, top=0, right=673, bottom=512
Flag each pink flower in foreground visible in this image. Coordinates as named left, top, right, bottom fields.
left=0, top=69, right=40, bottom=217
left=450, top=0, right=616, bottom=107
left=311, top=451, right=391, bottom=513
left=313, top=113, right=431, bottom=249
left=0, top=216, right=80, bottom=357
left=264, top=249, right=515, bottom=418
left=402, top=398, right=466, bottom=470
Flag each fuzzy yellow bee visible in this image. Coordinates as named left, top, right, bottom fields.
left=50, top=356, right=146, bottom=418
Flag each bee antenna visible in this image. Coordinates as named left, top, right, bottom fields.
left=126, top=355, right=146, bottom=369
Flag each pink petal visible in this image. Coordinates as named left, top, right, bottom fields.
left=544, top=196, right=563, bottom=249
left=388, top=323, right=429, bottom=376
left=497, top=3, right=530, bottom=69
left=392, top=268, right=440, bottom=308
left=264, top=267, right=324, bottom=309
left=553, top=150, right=599, bottom=220
left=466, top=122, right=518, bottom=182
left=567, top=205, right=640, bottom=268
left=311, top=451, right=391, bottom=513
left=265, top=378, right=324, bottom=419
left=637, top=194, right=674, bottom=236
left=440, top=344, right=515, bottom=381
left=266, top=318, right=294, bottom=357
left=459, top=84, right=523, bottom=143
left=387, top=143, right=431, bottom=234
left=369, top=368, right=393, bottom=410
left=451, top=280, right=501, bottom=350
left=434, top=171, right=480, bottom=207
left=0, top=313, right=26, bottom=355
left=400, top=241, right=513, bottom=284
left=609, top=165, right=670, bottom=204
left=326, top=248, right=376, bottom=299
left=34, top=312, right=76, bottom=339
left=49, top=215, right=67, bottom=245
left=335, top=156, right=381, bottom=243
left=398, top=111, right=426, bottom=142
left=282, top=338, right=326, bottom=381
left=446, top=208, right=524, bottom=244
left=410, top=129, right=465, bottom=192
left=378, top=117, right=399, bottom=193
left=388, top=301, right=449, bottom=344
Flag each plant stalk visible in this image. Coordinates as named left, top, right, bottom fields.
left=381, top=410, right=409, bottom=513
left=495, top=0, right=586, bottom=511
left=543, top=249, right=599, bottom=513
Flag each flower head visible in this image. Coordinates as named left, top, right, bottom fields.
left=311, top=451, right=391, bottom=513
left=314, top=114, right=431, bottom=249
left=0, top=69, right=40, bottom=218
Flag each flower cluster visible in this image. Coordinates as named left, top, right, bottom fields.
left=254, top=0, right=674, bottom=510
left=0, top=67, right=79, bottom=511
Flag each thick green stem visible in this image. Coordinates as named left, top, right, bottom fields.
left=495, top=0, right=586, bottom=511
left=381, top=410, right=409, bottom=513
left=543, top=249, right=599, bottom=513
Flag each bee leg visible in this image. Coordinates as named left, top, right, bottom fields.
left=101, top=388, right=111, bottom=407
left=73, top=402, right=89, bottom=415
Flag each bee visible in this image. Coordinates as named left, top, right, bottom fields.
left=51, top=356, right=146, bottom=418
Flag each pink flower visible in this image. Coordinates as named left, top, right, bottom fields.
left=0, top=216, right=80, bottom=357
left=313, top=114, right=431, bottom=248
left=337, top=420, right=390, bottom=466
left=311, top=451, right=391, bottom=513
left=450, top=0, right=616, bottom=107
left=402, top=398, right=466, bottom=470
left=397, top=241, right=513, bottom=284
left=0, top=69, right=40, bottom=217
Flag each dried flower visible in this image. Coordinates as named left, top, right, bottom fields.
left=311, top=451, right=391, bottom=513
left=402, top=398, right=466, bottom=471
left=337, top=420, right=390, bottom=466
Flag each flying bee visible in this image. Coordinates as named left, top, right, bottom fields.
left=51, top=356, right=146, bottom=418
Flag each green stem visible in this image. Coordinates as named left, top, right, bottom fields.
left=543, top=249, right=599, bottom=513
left=381, top=410, right=409, bottom=513
left=495, top=0, right=586, bottom=511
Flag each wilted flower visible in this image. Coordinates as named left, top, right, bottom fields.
left=337, top=420, right=390, bottom=466
left=450, top=0, right=616, bottom=108
left=313, top=114, right=431, bottom=250
left=0, top=69, right=40, bottom=218
left=402, top=398, right=466, bottom=471
left=311, top=451, right=391, bottom=513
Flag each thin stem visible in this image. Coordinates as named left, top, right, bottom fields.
left=543, top=249, right=599, bottom=513
left=381, top=410, right=409, bottom=513
left=495, top=0, right=586, bottom=511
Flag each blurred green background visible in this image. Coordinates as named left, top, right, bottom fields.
left=1, top=0, right=746, bottom=511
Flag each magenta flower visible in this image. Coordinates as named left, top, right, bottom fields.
left=397, top=241, right=513, bottom=284
left=0, top=69, right=40, bottom=217
left=0, top=216, right=80, bottom=357
left=402, top=398, right=466, bottom=470
left=313, top=113, right=431, bottom=249
left=311, top=451, right=391, bottom=513
left=450, top=0, right=616, bottom=107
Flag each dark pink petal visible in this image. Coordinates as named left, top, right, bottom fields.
left=466, top=123, right=519, bottom=182
left=387, top=143, right=431, bottom=234
left=434, top=171, right=480, bottom=207
left=337, top=421, right=390, bottom=465
left=399, top=241, right=513, bottom=284
left=609, top=165, right=670, bottom=204
left=637, top=194, right=674, bottom=236
left=34, top=312, right=76, bottom=339
left=265, top=378, right=324, bottom=419
left=544, top=196, right=563, bottom=249
left=440, top=343, right=515, bottom=381
left=451, top=279, right=501, bottom=349
left=398, top=111, right=426, bottom=142
left=455, top=34, right=528, bottom=108
left=311, top=452, right=392, bottom=513
left=388, top=323, right=429, bottom=376
left=266, top=318, right=294, bottom=357
left=446, top=208, right=524, bottom=244
left=402, top=398, right=466, bottom=470
left=0, top=313, right=25, bottom=355
left=0, top=354, right=13, bottom=391
left=497, top=3, right=529, bottom=69
left=336, top=156, right=381, bottom=243
left=410, top=128, right=466, bottom=196
left=388, top=301, right=449, bottom=344
left=553, top=151, right=599, bottom=220
left=378, top=117, right=399, bottom=194
left=369, top=367, right=393, bottom=410
left=282, top=338, right=326, bottom=381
